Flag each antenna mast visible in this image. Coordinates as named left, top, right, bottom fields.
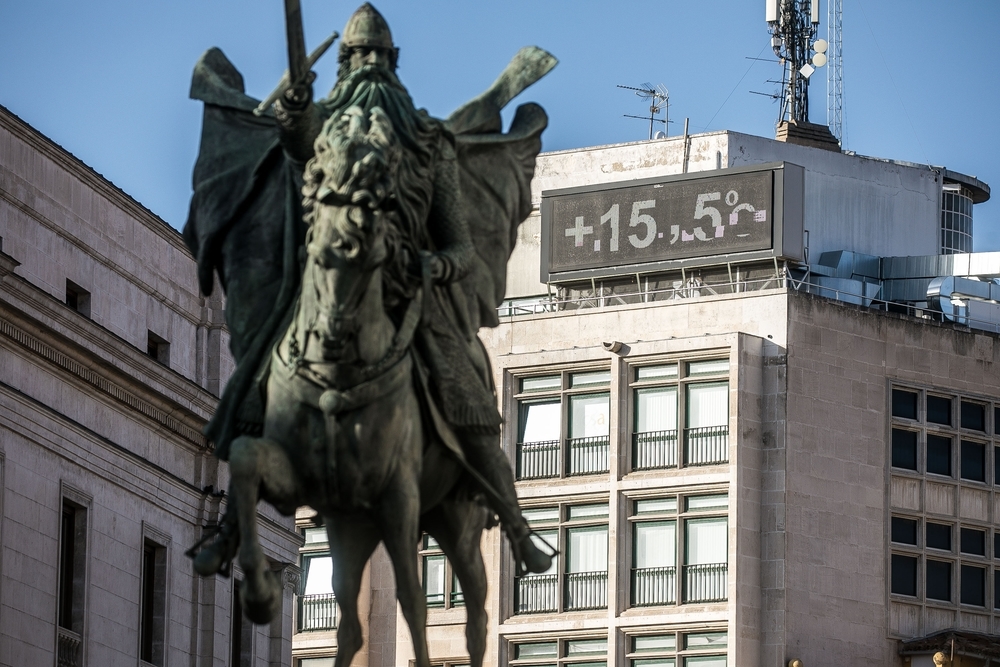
left=618, top=83, right=669, bottom=140
left=827, top=0, right=843, bottom=143
left=766, top=0, right=827, bottom=125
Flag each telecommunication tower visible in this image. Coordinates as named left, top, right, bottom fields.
left=766, top=0, right=828, bottom=125
left=618, top=83, right=669, bottom=140
left=826, top=0, right=843, bottom=143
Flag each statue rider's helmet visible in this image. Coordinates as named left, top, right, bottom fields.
left=342, top=3, right=395, bottom=51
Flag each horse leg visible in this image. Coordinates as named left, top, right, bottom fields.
left=325, top=514, right=380, bottom=667
left=424, top=500, right=490, bottom=667
left=378, top=482, right=430, bottom=667
left=228, top=434, right=298, bottom=624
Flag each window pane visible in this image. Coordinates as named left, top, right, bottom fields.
left=566, top=639, right=607, bottom=655
left=685, top=518, right=727, bottom=565
left=634, top=498, right=677, bottom=515
left=890, top=517, right=917, bottom=545
left=423, top=555, right=446, bottom=605
left=995, top=446, right=1000, bottom=486
left=634, top=522, right=676, bottom=568
left=892, top=389, right=918, bottom=419
left=423, top=534, right=440, bottom=550
left=926, top=560, right=952, bottom=601
left=567, top=526, right=608, bottom=572
left=686, top=495, right=728, bottom=512
left=636, top=364, right=678, bottom=380
left=891, top=429, right=918, bottom=470
left=303, top=527, right=328, bottom=545
left=519, top=401, right=560, bottom=443
left=633, top=635, right=677, bottom=652
left=926, top=435, right=952, bottom=476
left=961, top=565, right=985, bottom=606
left=571, top=371, right=611, bottom=388
left=995, top=407, right=1000, bottom=435
left=926, top=523, right=952, bottom=551
left=684, top=632, right=727, bottom=649
left=569, top=504, right=610, bottom=520
left=528, top=530, right=558, bottom=575
left=516, top=642, right=558, bottom=659
left=687, top=359, right=729, bottom=376
left=683, top=658, right=726, bottom=667
left=570, top=394, right=610, bottom=439
left=523, top=507, right=560, bottom=526
left=961, top=401, right=985, bottom=431
left=927, top=395, right=952, bottom=425
left=960, top=528, right=986, bottom=556
left=521, top=376, right=560, bottom=393
left=635, top=387, right=678, bottom=432
left=995, top=570, right=1000, bottom=609
left=891, top=554, right=917, bottom=596
left=303, top=556, right=334, bottom=596
left=633, top=660, right=675, bottom=667
left=686, top=383, right=728, bottom=428
left=300, top=659, right=335, bottom=667
left=961, top=441, right=986, bottom=482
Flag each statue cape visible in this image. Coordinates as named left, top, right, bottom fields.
left=183, top=47, right=548, bottom=459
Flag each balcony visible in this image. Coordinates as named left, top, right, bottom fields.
left=632, top=566, right=677, bottom=605
left=683, top=563, right=728, bottom=602
left=568, top=436, right=610, bottom=476
left=298, top=593, right=338, bottom=631
left=516, top=573, right=558, bottom=613
left=516, top=440, right=559, bottom=479
left=565, top=571, right=608, bottom=610
left=633, top=430, right=678, bottom=470
left=57, top=627, right=81, bottom=667
left=685, top=426, right=729, bottom=465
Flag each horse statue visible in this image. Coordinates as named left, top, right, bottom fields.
left=220, top=107, right=492, bottom=667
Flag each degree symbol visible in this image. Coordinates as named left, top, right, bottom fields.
left=725, top=190, right=739, bottom=207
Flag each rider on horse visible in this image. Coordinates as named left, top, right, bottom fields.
left=191, top=3, right=552, bottom=576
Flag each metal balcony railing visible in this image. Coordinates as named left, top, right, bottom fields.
left=685, top=426, right=729, bottom=465
left=632, top=566, right=677, bottom=605
left=516, top=573, right=558, bottom=613
left=298, top=593, right=338, bottom=631
left=516, top=440, right=560, bottom=480
left=633, top=430, right=678, bottom=470
left=683, top=563, right=728, bottom=603
left=565, top=571, right=608, bottom=610
left=57, top=627, right=82, bottom=667
left=568, top=436, right=610, bottom=475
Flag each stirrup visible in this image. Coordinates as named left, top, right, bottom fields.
left=512, top=527, right=559, bottom=577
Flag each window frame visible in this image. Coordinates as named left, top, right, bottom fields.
left=296, top=524, right=338, bottom=633
left=623, top=628, right=729, bottom=667
left=419, top=534, right=465, bottom=610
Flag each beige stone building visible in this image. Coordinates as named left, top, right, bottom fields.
left=0, top=105, right=300, bottom=667
left=291, top=130, right=1000, bottom=667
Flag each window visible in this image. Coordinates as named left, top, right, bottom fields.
left=629, top=493, right=728, bottom=607
left=926, top=435, right=951, bottom=476
left=515, top=502, right=608, bottom=614
left=926, top=560, right=951, bottom=602
left=891, top=555, right=918, bottom=596
left=891, top=517, right=917, bottom=545
left=624, top=630, right=728, bottom=667
left=516, top=370, right=610, bottom=479
left=892, top=389, right=918, bottom=420
left=891, top=429, right=917, bottom=471
left=961, top=440, right=986, bottom=482
left=65, top=280, right=91, bottom=318
left=147, top=330, right=170, bottom=366
left=631, top=359, right=729, bottom=471
left=231, top=578, right=253, bottom=667
left=961, top=401, right=986, bottom=431
left=420, top=535, right=463, bottom=609
left=57, top=498, right=87, bottom=667
left=298, top=526, right=337, bottom=632
left=510, top=637, right=608, bottom=667
left=927, top=395, right=952, bottom=426
left=140, top=540, right=167, bottom=666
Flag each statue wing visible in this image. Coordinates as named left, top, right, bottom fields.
left=446, top=47, right=556, bottom=330
left=183, top=48, right=305, bottom=458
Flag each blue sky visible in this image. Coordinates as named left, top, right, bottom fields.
left=2, top=0, right=999, bottom=249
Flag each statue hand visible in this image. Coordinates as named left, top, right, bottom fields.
left=281, top=71, right=316, bottom=111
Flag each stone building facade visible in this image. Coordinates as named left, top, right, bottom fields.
left=0, top=105, right=300, bottom=667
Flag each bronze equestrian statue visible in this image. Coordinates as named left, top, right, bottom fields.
left=182, top=4, right=556, bottom=667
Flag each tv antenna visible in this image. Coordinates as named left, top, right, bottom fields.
left=618, top=83, right=670, bottom=140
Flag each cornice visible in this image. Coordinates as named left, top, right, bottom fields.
left=0, top=249, right=19, bottom=277
left=0, top=105, right=191, bottom=254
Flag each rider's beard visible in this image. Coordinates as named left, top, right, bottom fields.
left=320, top=64, right=434, bottom=160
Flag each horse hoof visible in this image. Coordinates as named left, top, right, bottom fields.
left=240, top=571, right=282, bottom=624
left=519, top=536, right=552, bottom=575
left=193, top=530, right=239, bottom=577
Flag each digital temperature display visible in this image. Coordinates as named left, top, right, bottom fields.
left=540, top=162, right=804, bottom=282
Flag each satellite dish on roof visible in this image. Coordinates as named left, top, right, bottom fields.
left=654, top=131, right=666, bottom=140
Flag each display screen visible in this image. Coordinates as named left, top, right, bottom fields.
left=545, top=169, right=775, bottom=274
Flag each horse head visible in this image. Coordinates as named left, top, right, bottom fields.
left=297, top=106, right=403, bottom=365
